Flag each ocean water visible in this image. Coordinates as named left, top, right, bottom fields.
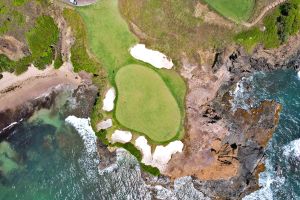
left=236, top=69, right=300, bottom=200
left=0, top=95, right=150, bottom=200
left=1, top=69, right=299, bottom=200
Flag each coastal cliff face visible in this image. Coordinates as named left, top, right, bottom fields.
left=0, top=72, right=98, bottom=139
left=94, top=40, right=300, bottom=199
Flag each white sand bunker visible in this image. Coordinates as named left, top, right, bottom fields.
left=96, top=119, right=113, bottom=131
left=111, top=130, right=132, bottom=144
left=130, top=44, right=174, bottom=69
left=135, top=136, right=184, bottom=172
left=102, top=87, right=116, bottom=112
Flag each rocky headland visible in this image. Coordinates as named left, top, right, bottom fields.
left=96, top=34, right=300, bottom=199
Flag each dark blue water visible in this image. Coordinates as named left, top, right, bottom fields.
left=240, top=69, right=300, bottom=200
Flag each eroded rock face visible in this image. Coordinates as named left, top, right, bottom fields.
left=0, top=77, right=98, bottom=139
left=163, top=46, right=284, bottom=199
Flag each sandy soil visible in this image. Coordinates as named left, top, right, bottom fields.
left=0, top=35, right=28, bottom=61
left=0, top=63, right=81, bottom=112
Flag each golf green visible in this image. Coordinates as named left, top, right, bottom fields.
left=115, top=64, right=181, bottom=142
left=203, top=0, right=255, bottom=22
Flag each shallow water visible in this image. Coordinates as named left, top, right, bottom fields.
left=0, top=95, right=150, bottom=200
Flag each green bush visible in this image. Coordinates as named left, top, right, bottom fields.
left=235, top=0, right=300, bottom=51
left=26, top=15, right=59, bottom=69
left=63, top=9, right=98, bottom=74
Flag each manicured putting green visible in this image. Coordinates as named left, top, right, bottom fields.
left=115, top=64, right=181, bottom=142
left=203, top=0, right=255, bottom=22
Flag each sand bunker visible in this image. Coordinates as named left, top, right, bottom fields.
left=96, top=119, right=113, bottom=131
left=129, top=44, right=174, bottom=69
left=135, top=136, right=184, bottom=171
left=102, top=88, right=116, bottom=112
left=111, top=130, right=132, bottom=144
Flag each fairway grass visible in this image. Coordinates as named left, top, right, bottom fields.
left=202, top=0, right=255, bottom=22
left=115, top=65, right=181, bottom=143
left=77, top=0, right=137, bottom=81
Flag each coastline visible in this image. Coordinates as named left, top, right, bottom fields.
left=1, top=1, right=300, bottom=198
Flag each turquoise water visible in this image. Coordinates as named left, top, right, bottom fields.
left=239, top=69, right=300, bottom=199
left=0, top=96, right=149, bottom=200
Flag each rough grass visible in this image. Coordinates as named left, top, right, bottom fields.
left=202, top=0, right=255, bottom=22
left=77, top=0, right=137, bottom=82
left=63, top=8, right=99, bottom=74
left=235, top=0, right=300, bottom=52
left=119, top=0, right=234, bottom=62
left=115, top=64, right=181, bottom=142
left=26, top=15, right=59, bottom=69
left=0, top=14, right=59, bottom=73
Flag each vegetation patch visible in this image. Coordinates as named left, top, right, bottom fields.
left=1, top=15, right=59, bottom=72
left=26, top=15, right=59, bottom=69
left=202, top=0, right=255, bottom=22
left=235, top=0, right=300, bottom=52
left=115, top=64, right=181, bottom=143
left=63, top=9, right=99, bottom=74
left=0, top=1, right=61, bottom=73
left=119, top=0, right=234, bottom=61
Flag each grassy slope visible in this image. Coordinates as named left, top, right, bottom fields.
left=235, top=0, right=300, bottom=52
left=77, top=0, right=137, bottom=82
left=115, top=64, right=181, bottom=142
left=202, top=0, right=255, bottom=22
left=119, top=0, right=234, bottom=62
left=63, top=9, right=100, bottom=74
left=76, top=0, right=186, bottom=142
left=0, top=15, right=59, bottom=73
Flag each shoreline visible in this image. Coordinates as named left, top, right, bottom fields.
left=0, top=63, right=81, bottom=112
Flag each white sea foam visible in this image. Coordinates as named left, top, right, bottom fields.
left=297, top=71, right=300, bottom=80
left=0, top=121, right=20, bottom=134
left=102, top=88, right=116, bottom=112
left=65, top=115, right=100, bottom=180
left=130, top=44, right=174, bottom=69
left=243, top=159, right=285, bottom=200
left=283, top=138, right=300, bottom=159
left=65, top=116, right=96, bottom=154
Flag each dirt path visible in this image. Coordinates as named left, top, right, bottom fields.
left=243, top=0, right=287, bottom=27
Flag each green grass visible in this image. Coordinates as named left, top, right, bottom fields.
left=26, top=15, right=59, bottom=69
left=0, top=14, right=60, bottom=73
left=77, top=0, right=137, bottom=81
left=63, top=9, right=100, bottom=74
left=202, top=0, right=255, bottom=22
left=13, top=0, right=27, bottom=6
left=115, top=64, right=181, bottom=142
left=235, top=0, right=300, bottom=52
